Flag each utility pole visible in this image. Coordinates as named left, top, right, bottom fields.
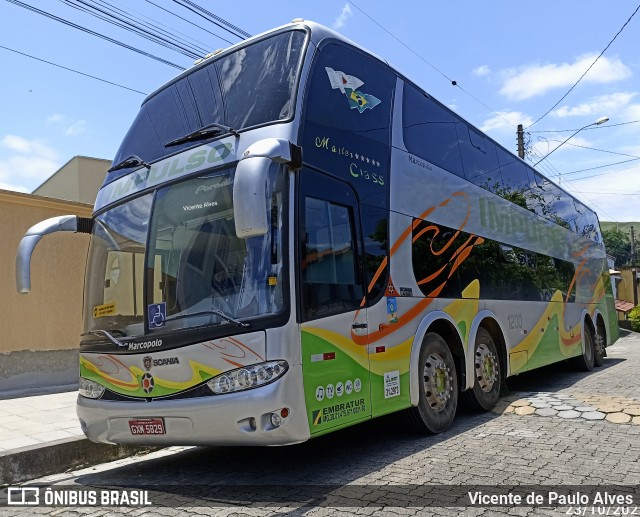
left=631, top=226, right=638, bottom=306
left=517, top=124, right=525, bottom=159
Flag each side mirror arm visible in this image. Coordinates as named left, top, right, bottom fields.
left=16, top=215, right=93, bottom=293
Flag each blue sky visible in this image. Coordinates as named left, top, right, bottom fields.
left=1, top=0, right=639, bottom=222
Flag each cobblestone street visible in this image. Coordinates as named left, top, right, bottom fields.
left=3, top=331, right=640, bottom=517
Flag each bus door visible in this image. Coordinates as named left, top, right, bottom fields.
left=298, top=169, right=371, bottom=434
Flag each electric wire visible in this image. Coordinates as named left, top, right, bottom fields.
left=527, top=2, right=640, bottom=129
left=95, top=0, right=213, bottom=53
left=170, top=0, right=250, bottom=41
left=0, top=43, right=147, bottom=95
left=177, top=0, right=251, bottom=38
left=347, top=0, right=516, bottom=130
left=529, top=119, right=640, bottom=133
left=144, top=0, right=234, bottom=46
left=60, top=0, right=205, bottom=59
left=5, top=0, right=186, bottom=69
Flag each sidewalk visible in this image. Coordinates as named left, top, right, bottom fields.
left=0, top=390, right=152, bottom=485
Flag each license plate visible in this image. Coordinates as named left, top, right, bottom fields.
left=128, top=418, right=165, bottom=435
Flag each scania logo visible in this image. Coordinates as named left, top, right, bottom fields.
left=143, top=356, right=152, bottom=371
left=153, top=357, right=180, bottom=367
left=127, top=339, right=163, bottom=351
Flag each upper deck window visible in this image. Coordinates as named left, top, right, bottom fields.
left=107, top=30, right=306, bottom=183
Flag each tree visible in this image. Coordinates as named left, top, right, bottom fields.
left=602, top=228, right=631, bottom=266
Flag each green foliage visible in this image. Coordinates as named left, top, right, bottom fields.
left=629, top=306, right=640, bottom=333
left=602, top=228, right=631, bottom=266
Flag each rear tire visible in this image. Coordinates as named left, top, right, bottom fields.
left=594, top=328, right=605, bottom=367
left=408, top=333, right=458, bottom=434
left=463, top=328, right=501, bottom=411
left=570, top=325, right=595, bottom=372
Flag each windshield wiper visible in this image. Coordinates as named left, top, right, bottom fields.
left=82, top=329, right=127, bottom=347
left=165, top=309, right=249, bottom=328
left=107, top=154, right=151, bottom=173
left=165, top=122, right=239, bottom=148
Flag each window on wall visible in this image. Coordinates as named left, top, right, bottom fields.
left=301, top=197, right=363, bottom=320
left=402, top=84, right=464, bottom=177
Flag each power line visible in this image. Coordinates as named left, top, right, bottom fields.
left=529, top=119, right=640, bottom=133
left=553, top=141, right=640, bottom=159
left=144, top=0, right=234, bottom=46
left=527, top=2, right=640, bottom=129
left=5, top=0, right=186, bottom=69
left=347, top=0, right=516, bottom=130
left=0, top=43, right=147, bottom=95
left=60, top=0, right=205, bottom=59
left=171, top=0, right=250, bottom=41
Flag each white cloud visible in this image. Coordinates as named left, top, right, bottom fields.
left=46, top=114, right=64, bottom=125
left=529, top=135, right=592, bottom=159
left=472, top=65, right=491, bottom=77
left=553, top=92, right=637, bottom=118
left=333, top=3, right=352, bottom=30
left=499, top=55, right=632, bottom=101
left=0, top=135, right=61, bottom=192
left=65, top=119, right=86, bottom=136
left=480, top=111, right=533, bottom=132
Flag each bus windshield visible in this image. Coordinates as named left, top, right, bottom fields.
left=107, top=29, right=306, bottom=182
left=83, top=167, right=286, bottom=341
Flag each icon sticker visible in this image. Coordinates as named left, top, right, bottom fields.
left=316, top=385, right=325, bottom=401
left=354, top=378, right=362, bottom=393
left=326, top=384, right=335, bottom=399
left=336, top=382, right=344, bottom=397
left=148, top=302, right=166, bottom=329
left=345, top=380, right=353, bottom=395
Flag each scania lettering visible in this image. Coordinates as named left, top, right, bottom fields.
left=16, top=20, right=617, bottom=446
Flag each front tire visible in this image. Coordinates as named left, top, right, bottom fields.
left=408, top=333, right=458, bottom=434
left=464, top=328, right=501, bottom=411
left=594, top=329, right=605, bottom=367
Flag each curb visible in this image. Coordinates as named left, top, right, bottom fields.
left=0, top=437, right=158, bottom=485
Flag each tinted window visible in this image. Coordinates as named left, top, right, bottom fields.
left=109, top=30, right=305, bottom=182
left=457, top=124, right=501, bottom=187
left=301, top=197, right=363, bottom=320
left=302, top=42, right=395, bottom=209
left=412, top=219, right=576, bottom=302
left=402, top=84, right=463, bottom=176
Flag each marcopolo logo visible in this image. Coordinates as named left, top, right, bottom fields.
left=127, top=339, right=163, bottom=351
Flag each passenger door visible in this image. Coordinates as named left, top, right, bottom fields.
left=298, top=170, right=371, bottom=434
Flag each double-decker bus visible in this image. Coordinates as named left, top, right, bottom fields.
left=16, top=19, right=617, bottom=445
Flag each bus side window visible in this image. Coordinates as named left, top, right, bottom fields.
left=457, top=125, right=501, bottom=189
left=301, top=197, right=362, bottom=321
left=402, top=84, right=464, bottom=177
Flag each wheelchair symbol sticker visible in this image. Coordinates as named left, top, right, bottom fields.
left=148, top=302, right=166, bottom=329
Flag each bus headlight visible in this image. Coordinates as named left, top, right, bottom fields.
left=79, top=377, right=105, bottom=399
left=206, top=360, right=288, bottom=395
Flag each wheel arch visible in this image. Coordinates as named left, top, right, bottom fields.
left=409, top=312, right=465, bottom=406
left=581, top=309, right=596, bottom=356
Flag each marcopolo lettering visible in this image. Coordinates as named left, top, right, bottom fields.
left=127, top=339, right=163, bottom=351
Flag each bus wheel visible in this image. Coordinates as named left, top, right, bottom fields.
left=570, top=326, right=595, bottom=372
left=464, top=328, right=501, bottom=411
left=409, top=333, right=458, bottom=434
left=594, top=330, right=605, bottom=367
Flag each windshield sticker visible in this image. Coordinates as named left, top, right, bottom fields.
left=325, top=67, right=381, bottom=113
left=93, top=302, right=116, bottom=318
left=148, top=302, right=166, bottom=329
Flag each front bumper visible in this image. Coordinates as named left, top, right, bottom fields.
left=77, top=366, right=310, bottom=446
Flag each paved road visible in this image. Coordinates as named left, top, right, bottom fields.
left=3, top=330, right=640, bottom=517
